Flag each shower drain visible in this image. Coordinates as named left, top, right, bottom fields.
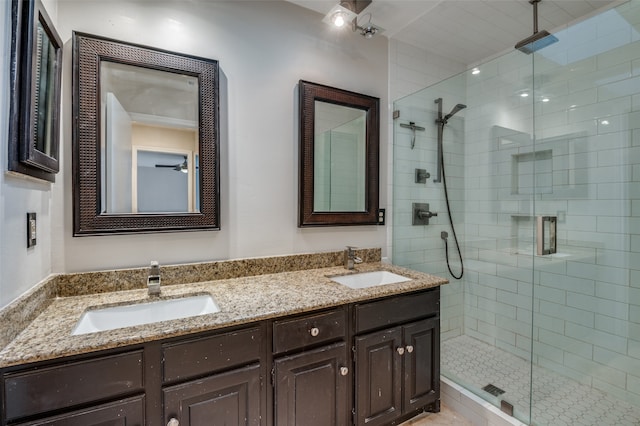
left=482, top=383, right=506, bottom=397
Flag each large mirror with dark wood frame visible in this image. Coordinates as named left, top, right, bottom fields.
left=72, top=32, right=220, bottom=235
left=298, top=80, right=379, bottom=227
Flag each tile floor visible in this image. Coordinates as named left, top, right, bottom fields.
left=399, top=403, right=472, bottom=425
left=442, top=335, right=640, bottom=426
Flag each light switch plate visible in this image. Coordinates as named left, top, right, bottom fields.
left=27, top=212, right=36, bottom=248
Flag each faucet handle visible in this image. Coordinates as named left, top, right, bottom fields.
left=346, top=245, right=358, bottom=253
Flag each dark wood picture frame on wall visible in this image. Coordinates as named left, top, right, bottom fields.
left=8, top=0, right=63, bottom=182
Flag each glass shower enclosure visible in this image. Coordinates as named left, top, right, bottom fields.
left=392, top=1, right=640, bottom=424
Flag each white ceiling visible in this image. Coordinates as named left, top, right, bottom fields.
left=287, top=0, right=625, bottom=65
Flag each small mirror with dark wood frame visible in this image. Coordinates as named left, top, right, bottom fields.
left=298, top=80, right=379, bottom=227
left=73, top=32, right=220, bottom=235
left=8, top=0, right=63, bottom=182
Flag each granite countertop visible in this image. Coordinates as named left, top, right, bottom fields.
left=0, top=262, right=447, bottom=368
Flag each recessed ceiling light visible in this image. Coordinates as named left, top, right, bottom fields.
left=520, top=92, right=529, bottom=98
left=471, top=68, right=480, bottom=75
left=601, top=119, right=610, bottom=125
left=542, top=97, right=550, bottom=102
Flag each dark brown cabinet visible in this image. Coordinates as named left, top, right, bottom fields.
left=354, top=289, right=440, bottom=426
left=272, top=308, right=350, bottom=426
left=163, top=363, right=261, bottom=425
left=274, top=342, right=350, bottom=426
left=161, top=326, right=265, bottom=426
left=402, top=318, right=440, bottom=414
left=14, top=396, right=145, bottom=426
left=3, top=351, right=145, bottom=425
left=1, top=287, right=440, bottom=426
left=355, top=327, right=403, bottom=425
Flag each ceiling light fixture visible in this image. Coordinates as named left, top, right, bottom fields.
left=471, top=68, right=480, bottom=75
left=322, top=3, right=357, bottom=28
left=353, top=12, right=384, bottom=38
left=323, top=0, right=382, bottom=38
left=332, top=11, right=346, bottom=27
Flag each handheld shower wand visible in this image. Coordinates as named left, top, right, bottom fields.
left=434, top=98, right=466, bottom=183
left=434, top=98, right=465, bottom=280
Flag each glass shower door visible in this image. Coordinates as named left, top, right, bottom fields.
left=530, top=2, right=640, bottom=424
left=392, top=47, right=537, bottom=423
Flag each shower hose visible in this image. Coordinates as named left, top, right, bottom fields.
left=440, top=145, right=464, bottom=280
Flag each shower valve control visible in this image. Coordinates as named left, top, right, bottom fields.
left=415, top=168, right=431, bottom=184
left=412, top=203, right=437, bottom=226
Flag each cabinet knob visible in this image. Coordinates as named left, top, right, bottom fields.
left=340, top=366, right=349, bottom=376
left=310, top=327, right=320, bottom=337
left=396, top=347, right=405, bottom=355
left=167, top=418, right=179, bottom=426
left=406, top=345, right=414, bottom=353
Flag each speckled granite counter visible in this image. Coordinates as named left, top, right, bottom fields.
left=0, top=256, right=447, bottom=368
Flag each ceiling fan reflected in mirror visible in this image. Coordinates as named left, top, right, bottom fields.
left=155, top=155, right=188, bottom=173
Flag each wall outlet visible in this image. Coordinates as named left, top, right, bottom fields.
left=27, top=213, right=36, bottom=248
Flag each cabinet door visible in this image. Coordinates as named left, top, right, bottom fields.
left=274, top=342, right=350, bottom=426
left=16, top=396, right=145, bottom=426
left=354, top=328, right=403, bottom=426
left=403, top=317, right=440, bottom=413
left=163, top=363, right=261, bottom=426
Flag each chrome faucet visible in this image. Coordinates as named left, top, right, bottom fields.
left=344, top=246, right=363, bottom=270
left=147, top=261, right=161, bottom=297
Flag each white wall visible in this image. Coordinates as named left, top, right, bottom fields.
left=0, top=0, right=59, bottom=309
left=50, top=0, right=388, bottom=273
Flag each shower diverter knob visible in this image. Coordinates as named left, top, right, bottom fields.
left=412, top=203, right=437, bottom=225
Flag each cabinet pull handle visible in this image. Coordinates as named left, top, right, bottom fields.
left=396, top=347, right=405, bottom=355
left=340, top=366, right=349, bottom=376
left=167, top=418, right=180, bottom=426
left=310, top=327, right=320, bottom=337
left=406, top=345, right=414, bottom=353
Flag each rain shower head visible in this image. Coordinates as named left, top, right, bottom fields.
left=444, top=104, right=467, bottom=122
left=515, top=30, right=558, bottom=54
left=515, top=0, right=558, bottom=54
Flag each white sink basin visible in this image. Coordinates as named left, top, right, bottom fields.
left=72, top=294, right=220, bottom=335
left=330, top=270, right=411, bottom=289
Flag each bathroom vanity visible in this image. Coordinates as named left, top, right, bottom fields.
left=0, top=256, right=445, bottom=426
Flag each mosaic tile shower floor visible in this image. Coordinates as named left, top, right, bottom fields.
left=442, top=335, right=640, bottom=425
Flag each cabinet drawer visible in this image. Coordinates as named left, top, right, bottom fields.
left=163, top=326, right=263, bottom=383
left=14, top=395, right=145, bottom=426
left=273, top=308, right=346, bottom=354
left=354, top=288, right=439, bottom=334
left=3, top=350, right=144, bottom=422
